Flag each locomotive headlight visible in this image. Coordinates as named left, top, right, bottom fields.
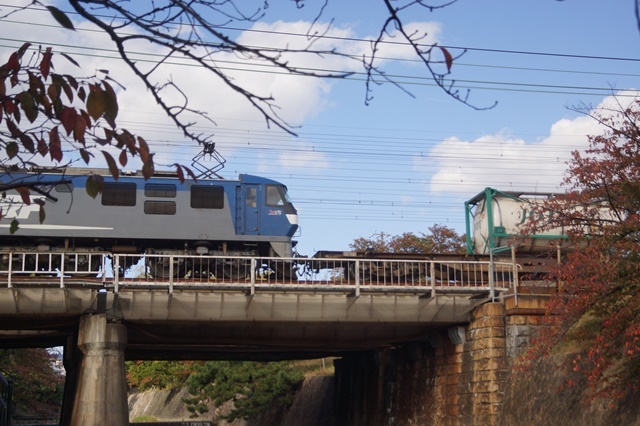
left=286, top=213, right=299, bottom=225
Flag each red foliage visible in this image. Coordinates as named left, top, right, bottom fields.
left=523, top=99, right=640, bottom=402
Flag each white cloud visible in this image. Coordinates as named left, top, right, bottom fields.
left=425, top=91, right=640, bottom=195
left=0, top=3, right=444, bottom=174
left=256, top=140, right=330, bottom=173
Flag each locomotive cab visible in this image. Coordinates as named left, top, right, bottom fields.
left=238, top=175, right=298, bottom=258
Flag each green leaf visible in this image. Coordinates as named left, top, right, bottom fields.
left=9, top=219, right=19, bottom=234
left=85, top=175, right=101, bottom=199
left=19, top=91, right=38, bottom=123
left=6, top=142, right=19, bottom=159
left=46, top=6, right=75, bottom=31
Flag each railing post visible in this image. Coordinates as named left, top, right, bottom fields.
left=250, top=257, right=256, bottom=296
left=59, top=253, right=65, bottom=288
left=114, top=255, right=120, bottom=294
left=101, top=254, right=107, bottom=286
left=354, top=260, right=360, bottom=297
left=168, top=255, right=174, bottom=294
left=489, top=249, right=495, bottom=302
left=7, top=253, right=12, bottom=289
left=430, top=261, right=436, bottom=298
left=512, top=245, right=518, bottom=307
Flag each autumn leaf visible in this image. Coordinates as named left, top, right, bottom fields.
left=20, top=134, right=34, bottom=153
left=440, top=46, right=453, bottom=72
left=137, top=136, right=150, bottom=163
left=40, top=47, right=53, bottom=79
left=174, top=164, right=185, bottom=183
left=79, top=148, right=91, bottom=164
left=46, top=6, right=75, bottom=31
left=86, top=87, right=105, bottom=121
left=181, top=164, right=198, bottom=181
left=16, top=42, right=31, bottom=59
left=49, top=126, right=62, bottom=162
left=142, top=158, right=154, bottom=180
left=102, top=150, right=120, bottom=180
left=39, top=206, right=46, bottom=224
left=74, top=114, right=87, bottom=144
left=102, top=80, right=118, bottom=122
left=59, top=107, right=77, bottom=136
left=36, top=137, right=48, bottom=157
left=60, top=52, right=79, bottom=67
left=15, top=187, right=31, bottom=205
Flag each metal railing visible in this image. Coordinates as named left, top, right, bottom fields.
left=0, top=251, right=108, bottom=288
left=0, top=251, right=517, bottom=297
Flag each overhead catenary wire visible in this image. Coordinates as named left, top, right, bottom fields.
left=0, top=3, right=630, bottom=228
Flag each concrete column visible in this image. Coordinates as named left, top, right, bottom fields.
left=71, top=314, right=128, bottom=426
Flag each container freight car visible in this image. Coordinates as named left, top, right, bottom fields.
left=464, top=187, right=569, bottom=255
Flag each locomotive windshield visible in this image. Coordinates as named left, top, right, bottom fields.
left=266, top=185, right=292, bottom=207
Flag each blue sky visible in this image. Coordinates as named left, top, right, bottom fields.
left=0, top=1, right=638, bottom=256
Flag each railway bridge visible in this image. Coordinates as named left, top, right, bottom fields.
left=0, top=251, right=545, bottom=425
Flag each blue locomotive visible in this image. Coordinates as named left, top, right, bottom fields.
left=0, top=168, right=298, bottom=277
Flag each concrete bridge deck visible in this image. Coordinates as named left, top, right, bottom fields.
left=0, top=252, right=516, bottom=359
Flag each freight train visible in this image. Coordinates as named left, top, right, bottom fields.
left=0, top=169, right=563, bottom=281
left=0, top=168, right=298, bottom=278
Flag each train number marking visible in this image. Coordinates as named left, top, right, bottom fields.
left=0, top=195, right=45, bottom=219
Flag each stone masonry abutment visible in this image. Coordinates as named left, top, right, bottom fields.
left=333, top=293, right=549, bottom=425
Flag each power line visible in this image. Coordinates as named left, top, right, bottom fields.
left=4, top=2, right=637, bottom=63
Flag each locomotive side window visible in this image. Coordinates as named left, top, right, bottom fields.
left=144, top=201, right=176, bottom=215
left=145, top=183, right=177, bottom=198
left=55, top=183, right=74, bottom=193
left=266, top=185, right=285, bottom=206
left=191, top=185, right=224, bottom=209
left=102, top=182, right=137, bottom=206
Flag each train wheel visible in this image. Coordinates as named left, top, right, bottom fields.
left=0, top=253, right=25, bottom=274
left=348, top=263, right=371, bottom=282
left=190, top=258, right=215, bottom=279
left=272, top=261, right=294, bottom=280
left=64, top=254, right=99, bottom=277
left=222, top=259, right=251, bottom=279
left=148, top=257, right=178, bottom=279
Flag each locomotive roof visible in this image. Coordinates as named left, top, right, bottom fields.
left=14, top=167, right=284, bottom=185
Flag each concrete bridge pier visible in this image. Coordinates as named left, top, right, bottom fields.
left=70, top=313, right=129, bottom=426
